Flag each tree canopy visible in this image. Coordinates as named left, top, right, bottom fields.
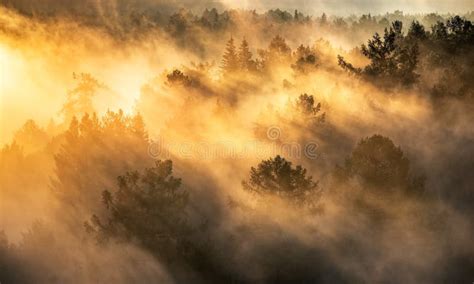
left=242, top=155, right=320, bottom=205
left=86, top=160, right=190, bottom=261
left=53, top=110, right=151, bottom=219
left=338, top=21, right=419, bottom=87
left=336, top=135, right=425, bottom=197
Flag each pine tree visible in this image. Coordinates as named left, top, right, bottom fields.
left=238, top=38, right=253, bottom=71
left=320, top=13, right=327, bottom=26
left=242, top=155, right=320, bottom=206
left=86, top=160, right=191, bottom=261
left=338, top=21, right=419, bottom=87
left=53, top=110, right=152, bottom=220
left=408, top=21, right=427, bottom=40
left=335, top=135, right=425, bottom=197
left=221, top=37, right=239, bottom=75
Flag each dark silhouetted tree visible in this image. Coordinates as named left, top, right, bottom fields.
left=292, top=45, right=318, bottom=74
left=338, top=21, right=419, bottom=87
left=243, top=155, right=320, bottom=206
left=266, top=9, right=293, bottom=22
left=166, top=69, right=200, bottom=88
left=408, top=20, right=427, bottom=40
left=167, top=10, right=189, bottom=36
left=447, top=16, right=473, bottom=38
left=336, top=135, right=425, bottom=197
left=292, top=94, right=325, bottom=123
left=431, top=21, right=448, bottom=41
left=86, top=160, right=190, bottom=259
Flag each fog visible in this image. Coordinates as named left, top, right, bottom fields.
left=1, top=1, right=474, bottom=283
left=227, top=0, right=474, bottom=15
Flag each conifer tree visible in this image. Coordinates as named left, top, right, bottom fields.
left=242, top=155, right=320, bottom=206
left=238, top=38, right=253, bottom=71
left=221, top=37, right=239, bottom=75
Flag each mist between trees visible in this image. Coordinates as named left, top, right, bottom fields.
left=1, top=3, right=474, bottom=284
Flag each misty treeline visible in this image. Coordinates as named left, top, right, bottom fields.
left=167, top=15, right=474, bottom=102
left=2, top=2, right=474, bottom=50
left=1, top=5, right=474, bottom=284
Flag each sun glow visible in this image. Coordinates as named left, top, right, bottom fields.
left=0, top=43, right=24, bottom=97
left=0, top=44, right=13, bottom=91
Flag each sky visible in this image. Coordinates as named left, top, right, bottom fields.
left=220, top=0, right=474, bottom=15
left=1, top=0, right=473, bottom=16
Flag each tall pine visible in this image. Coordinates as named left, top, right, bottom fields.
left=221, top=37, right=239, bottom=75
left=238, top=38, right=253, bottom=72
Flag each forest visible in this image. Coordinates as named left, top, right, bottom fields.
left=1, top=1, right=474, bottom=283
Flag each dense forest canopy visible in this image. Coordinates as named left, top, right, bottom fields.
left=1, top=1, right=474, bottom=283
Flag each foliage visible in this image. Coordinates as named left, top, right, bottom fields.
left=166, top=69, right=200, bottom=88
left=3, top=7, right=474, bottom=283
left=86, top=160, right=190, bottom=259
left=243, top=155, right=320, bottom=205
left=53, top=110, right=151, bottom=218
left=336, top=135, right=425, bottom=197
left=338, top=16, right=473, bottom=96
left=238, top=38, right=255, bottom=72
left=294, top=94, right=324, bottom=119
left=292, top=45, right=318, bottom=74
left=338, top=21, right=419, bottom=87
left=266, top=9, right=294, bottom=22
left=267, top=35, right=292, bottom=62
left=407, top=20, right=427, bottom=40
left=221, top=37, right=239, bottom=75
